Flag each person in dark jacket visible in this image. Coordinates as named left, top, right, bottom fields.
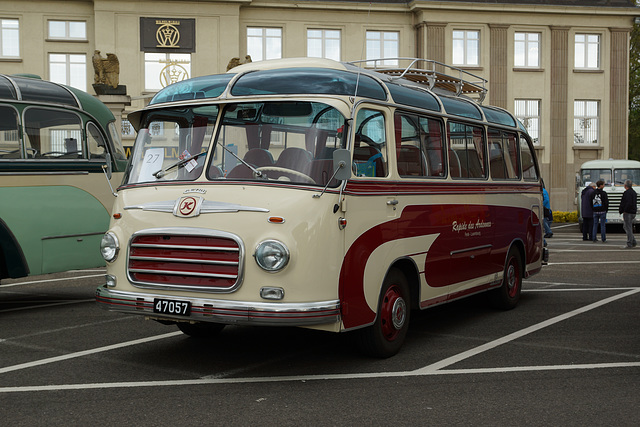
left=590, top=179, right=609, bottom=242
left=581, top=181, right=596, bottom=241
left=619, top=179, right=637, bottom=248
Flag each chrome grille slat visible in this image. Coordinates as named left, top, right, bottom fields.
left=127, top=230, right=243, bottom=292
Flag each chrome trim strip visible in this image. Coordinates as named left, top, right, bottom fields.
left=129, top=255, right=239, bottom=266
left=131, top=243, right=240, bottom=252
left=129, top=268, right=237, bottom=279
left=95, top=286, right=341, bottom=327
left=124, top=199, right=269, bottom=214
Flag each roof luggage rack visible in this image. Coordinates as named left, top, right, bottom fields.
left=347, top=58, right=488, bottom=103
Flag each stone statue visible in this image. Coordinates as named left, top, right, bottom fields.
left=226, top=55, right=252, bottom=71
left=92, top=50, right=120, bottom=88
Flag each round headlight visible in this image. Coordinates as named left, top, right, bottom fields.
left=254, top=240, right=289, bottom=272
left=100, top=232, right=119, bottom=262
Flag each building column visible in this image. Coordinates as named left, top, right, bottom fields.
left=489, top=24, right=509, bottom=109
left=549, top=26, right=569, bottom=207
left=609, top=27, right=631, bottom=160
left=424, top=22, right=447, bottom=64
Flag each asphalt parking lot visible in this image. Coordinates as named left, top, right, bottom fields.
left=1, top=222, right=638, bottom=426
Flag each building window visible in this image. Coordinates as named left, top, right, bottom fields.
left=575, top=34, right=600, bottom=69
left=514, top=99, right=540, bottom=145
left=574, top=100, right=599, bottom=144
left=247, top=27, right=282, bottom=62
left=49, top=53, right=86, bottom=91
left=0, top=19, right=19, bottom=57
left=307, top=29, right=341, bottom=61
left=144, top=52, right=191, bottom=91
left=48, top=21, right=86, bottom=40
left=366, top=31, right=399, bottom=66
left=514, top=32, right=539, bottom=68
left=452, top=30, right=479, bottom=66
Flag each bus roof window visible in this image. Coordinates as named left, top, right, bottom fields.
left=387, top=84, right=440, bottom=112
left=0, top=75, right=17, bottom=100
left=150, top=74, right=235, bottom=105
left=13, top=76, right=78, bottom=107
left=440, top=96, right=482, bottom=120
left=230, top=68, right=387, bottom=100
left=481, top=106, right=516, bottom=127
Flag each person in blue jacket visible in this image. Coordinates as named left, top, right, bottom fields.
left=542, top=184, right=553, bottom=238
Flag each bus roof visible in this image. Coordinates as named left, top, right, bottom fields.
left=0, top=74, right=115, bottom=124
left=133, top=57, right=518, bottom=132
left=580, top=159, right=640, bottom=169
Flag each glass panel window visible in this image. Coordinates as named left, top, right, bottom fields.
left=354, top=108, right=388, bottom=177
left=307, top=29, right=341, bottom=61
left=247, top=27, right=282, bottom=62
left=520, top=135, right=538, bottom=181
left=87, top=122, right=106, bottom=159
left=514, top=99, right=540, bottom=145
left=488, top=129, right=520, bottom=180
left=0, top=105, right=20, bottom=159
left=24, top=108, right=84, bottom=159
left=574, top=100, right=599, bottom=144
left=366, top=31, right=399, bottom=66
left=452, top=30, right=479, bottom=66
left=48, top=20, right=86, bottom=40
left=0, top=19, right=19, bottom=57
left=49, top=53, right=87, bottom=91
left=394, top=112, right=445, bottom=178
left=448, top=121, right=486, bottom=179
left=514, top=32, right=539, bottom=67
left=144, top=52, right=191, bottom=91
left=575, top=34, right=600, bottom=69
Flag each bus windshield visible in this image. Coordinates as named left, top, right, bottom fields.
left=581, top=168, right=612, bottom=186
left=127, top=101, right=348, bottom=187
left=614, top=168, right=640, bottom=186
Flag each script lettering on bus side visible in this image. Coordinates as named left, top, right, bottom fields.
left=452, top=219, right=493, bottom=237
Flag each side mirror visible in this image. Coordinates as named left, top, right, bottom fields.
left=332, top=149, right=351, bottom=181
left=104, top=152, right=113, bottom=180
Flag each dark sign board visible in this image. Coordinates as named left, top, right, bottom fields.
left=140, top=17, right=195, bottom=53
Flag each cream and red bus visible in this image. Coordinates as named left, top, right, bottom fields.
left=96, top=58, right=546, bottom=357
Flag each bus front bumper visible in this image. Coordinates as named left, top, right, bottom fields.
left=95, top=285, right=341, bottom=327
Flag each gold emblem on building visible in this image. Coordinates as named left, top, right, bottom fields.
left=156, top=22, right=181, bottom=48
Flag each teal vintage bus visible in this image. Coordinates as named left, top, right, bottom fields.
left=0, top=74, right=127, bottom=281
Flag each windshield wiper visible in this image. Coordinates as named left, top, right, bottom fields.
left=153, top=151, right=207, bottom=179
left=219, top=144, right=264, bottom=178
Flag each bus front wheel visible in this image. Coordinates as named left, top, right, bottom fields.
left=355, top=268, right=410, bottom=358
left=489, top=248, right=522, bottom=310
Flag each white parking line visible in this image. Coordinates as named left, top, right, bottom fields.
left=0, top=274, right=105, bottom=288
left=0, top=287, right=638, bottom=393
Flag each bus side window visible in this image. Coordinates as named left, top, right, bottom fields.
left=24, top=108, right=84, bottom=159
left=520, top=134, right=539, bottom=180
left=489, top=128, right=519, bottom=180
left=448, top=121, right=486, bottom=179
left=87, top=122, right=106, bottom=158
left=354, top=108, right=387, bottom=178
left=0, top=105, right=20, bottom=159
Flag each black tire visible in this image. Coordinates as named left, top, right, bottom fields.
left=177, top=322, right=225, bottom=338
left=489, top=248, right=523, bottom=310
left=355, top=268, right=411, bottom=358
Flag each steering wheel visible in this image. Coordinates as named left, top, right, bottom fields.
left=255, top=166, right=316, bottom=185
left=39, top=151, right=67, bottom=157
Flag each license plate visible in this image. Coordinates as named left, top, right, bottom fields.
left=153, top=298, right=191, bottom=316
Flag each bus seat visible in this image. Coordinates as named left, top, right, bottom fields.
left=226, top=164, right=254, bottom=179
left=309, top=159, right=336, bottom=186
left=275, top=147, right=313, bottom=173
left=354, top=146, right=385, bottom=177
left=243, top=148, right=274, bottom=167
left=397, top=145, right=425, bottom=176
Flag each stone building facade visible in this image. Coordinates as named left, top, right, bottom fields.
left=0, top=0, right=638, bottom=210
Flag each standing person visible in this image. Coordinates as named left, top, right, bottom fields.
left=542, top=184, right=553, bottom=238
left=619, top=179, right=637, bottom=248
left=581, top=181, right=596, bottom=241
left=591, top=179, right=609, bottom=242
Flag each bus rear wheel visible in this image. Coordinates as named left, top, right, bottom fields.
left=177, top=322, right=225, bottom=338
left=356, top=268, right=410, bottom=358
left=489, top=248, right=522, bottom=310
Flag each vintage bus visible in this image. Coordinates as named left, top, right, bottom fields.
left=96, top=58, right=545, bottom=357
left=577, top=159, right=640, bottom=232
left=0, top=74, right=127, bottom=281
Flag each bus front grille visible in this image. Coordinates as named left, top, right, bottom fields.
left=127, top=233, right=242, bottom=292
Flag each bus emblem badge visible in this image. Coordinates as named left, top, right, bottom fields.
left=175, top=196, right=201, bottom=217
